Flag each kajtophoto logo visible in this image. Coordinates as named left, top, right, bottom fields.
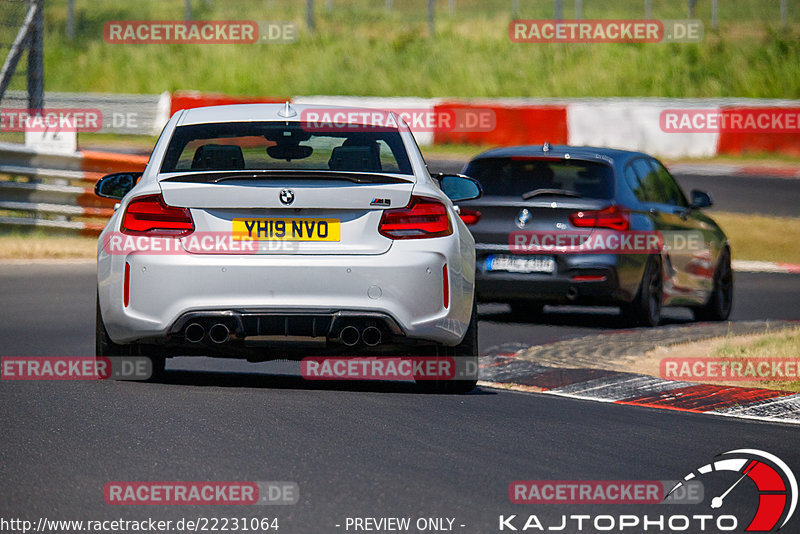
left=666, top=449, right=797, bottom=532
left=501, top=449, right=796, bottom=532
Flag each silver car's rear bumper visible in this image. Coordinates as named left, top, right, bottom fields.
left=98, top=241, right=474, bottom=348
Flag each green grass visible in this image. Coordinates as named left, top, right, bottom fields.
left=0, top=230, right=97, bottom=259
left=2, top=0, right=798, bottom=98
left=712, top=211, right=800, bottom=264
left=715, top=327, right=800, bottom=392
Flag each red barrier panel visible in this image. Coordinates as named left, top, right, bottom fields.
left=81, top=151, right=149, bottom=175
left=717, top=107, right=800, bottom=157
left=433, top=102, right=567, bottom=146
left=170, top=91, right=287, bottom=115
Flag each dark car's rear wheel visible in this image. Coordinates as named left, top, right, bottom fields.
left=621, top=255, right=663, bottom=327
left=692, top=248, right=733, bottom=322
left=96, top=293, right=165, bottom=380
left=415, top=296, right=478, bottom=394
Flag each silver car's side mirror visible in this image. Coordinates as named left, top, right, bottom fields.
left=434, top=173, right=483, bottom=202
left=95, top=172, right=143, bottom=200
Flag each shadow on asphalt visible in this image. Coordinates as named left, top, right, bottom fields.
left=478, top=307, right=695, bottom=329
left=140, top=370, right=496, bottom=396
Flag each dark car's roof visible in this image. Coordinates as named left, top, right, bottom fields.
left=467, top=145, right=650, bottom=168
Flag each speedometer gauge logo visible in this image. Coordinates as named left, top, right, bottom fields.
left=666, top=449, right=797, bottom=532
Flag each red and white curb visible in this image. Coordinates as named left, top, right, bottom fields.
left=733, top=260, right=800, bottom=274
left=478, top=355, right=800, bottom=425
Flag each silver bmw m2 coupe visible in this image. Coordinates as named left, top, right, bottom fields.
left=95, top=103, right=481, bottom=392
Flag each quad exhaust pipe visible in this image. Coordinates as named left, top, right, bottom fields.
left=208, top=323, right=230, bottom=344
left=337, top=325, right=383, bottom=347
left=339, top=325, right=361, bottom=346
left=184, top=322, right=230, bottom=344
left=362, top=326, right=382, bottom=347
left=185, top=320, right=383, bottom=346
left=185, top=323, right=205, bottom=343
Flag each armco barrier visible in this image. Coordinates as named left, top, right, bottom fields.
left=0, top=143, right=148, bottom=235
left=0, top=90, right=171, bottom=136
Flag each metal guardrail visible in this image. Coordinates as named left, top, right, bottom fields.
left=0, top=90, right=171, bottom=136
left=0, top=142, right=148, bottom=235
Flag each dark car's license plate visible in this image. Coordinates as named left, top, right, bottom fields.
left=485, top=255, right=555, bottom=274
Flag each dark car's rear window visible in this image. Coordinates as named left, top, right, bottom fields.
left=464, top=157, right=614, bottom=199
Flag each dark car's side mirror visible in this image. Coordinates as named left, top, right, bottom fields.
left=690, top=189, right=713, bottom=209
left=95, top=172, right=143, bottom=200
left=434, top=173, right=483, bottom=202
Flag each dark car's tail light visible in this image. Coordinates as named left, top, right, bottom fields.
left=569, top=205, right=629, bottom=231
left=378, top=196, right=453, bottom=239
left=121, top=194, right=195, bottom=237
left=458, top=207, right=482, bottom=226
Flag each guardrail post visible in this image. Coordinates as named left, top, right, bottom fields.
left=428, top=0, right=435, bottom=37
left=27, top=0, right=44, bottom=111
left=307, top=0, right=316, bottom=32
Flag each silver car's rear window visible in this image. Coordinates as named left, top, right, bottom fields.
left=160, top=121, right=413, bottom=175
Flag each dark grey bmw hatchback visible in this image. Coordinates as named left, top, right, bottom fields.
left=458, top=144, right=732, bottom=326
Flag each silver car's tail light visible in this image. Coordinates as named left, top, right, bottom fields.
left=121, top=194, right=195, bottom=237
left=378, top=196, right=453, bottom=239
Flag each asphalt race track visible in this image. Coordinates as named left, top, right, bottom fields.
left=2, top=169, right=800, bottom=532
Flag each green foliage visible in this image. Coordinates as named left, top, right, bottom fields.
left=13, top=1, right=800, bottom=98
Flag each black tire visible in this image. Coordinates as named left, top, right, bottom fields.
left=415, top=296, right=478, bottom=394
left=692, top=248, right=733, bottom=322
left=96, top=294, right=128, bottom=357
left=96, top=292, right=165, bottom=381
left=509, top=301, right=544, bottom=318
left=621, top=255, right=663, bottom=327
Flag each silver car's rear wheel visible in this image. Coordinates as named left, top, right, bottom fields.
left=415, top=296, right=478, bottom=394
left=96, top=291, right=165, bottom=380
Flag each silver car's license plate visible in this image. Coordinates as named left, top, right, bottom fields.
left=486, top=255, right=556, bottom=274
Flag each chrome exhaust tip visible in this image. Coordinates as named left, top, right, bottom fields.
left=362, top=326, right=382, bottom=346
left=208, top=323, right=230, bottom=344
left=340, top=325, right=360, bottom=347
left=185, top=323, right=205, bottom=343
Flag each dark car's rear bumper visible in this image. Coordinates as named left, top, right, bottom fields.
left=475, top=252, right=646, bottom=305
